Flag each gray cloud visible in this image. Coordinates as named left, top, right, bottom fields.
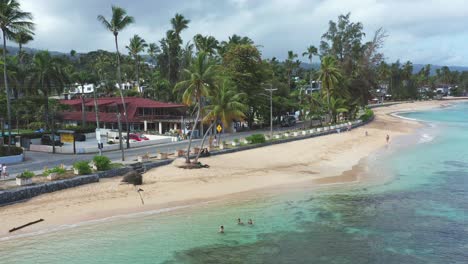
left=16, top=0, right=468, bottom=66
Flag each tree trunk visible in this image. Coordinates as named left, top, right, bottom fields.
left=93, top=83, right=100, bottom=129
left=185, top=103, right=201, bottom=163
left=3, top=31, right=12, bottom=150
left=81, top=94, right=86, bottom=127
left=194, top=122, right=214, bottom=163
left=114, top=34, right=130, bottom=148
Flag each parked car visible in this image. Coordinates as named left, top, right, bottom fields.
left=74, top=133, right=86, bottom=142
left=41, top=134, right=63, bottom=146
left=125, top=133, right=143, bottom=142
left=139, top=134, right=150, bottom=140
left=281, top=116, right=297, bottom=127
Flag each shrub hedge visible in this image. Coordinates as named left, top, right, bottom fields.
left=246, top=134, right=266, bottom=144
left=359, top=108, right=374, bottom=122
left=0, top=146, right=23, bottom=157
left=93, top=156, right=111, bottom=171
left=73, top=161, right=92, bottom=175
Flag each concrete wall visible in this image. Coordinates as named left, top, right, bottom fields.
left=0, top=167, right=132, bottom=206
left=0, top=154, right=24, bottom=165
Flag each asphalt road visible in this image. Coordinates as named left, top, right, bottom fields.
left=4, top=121, right=311, bottom=178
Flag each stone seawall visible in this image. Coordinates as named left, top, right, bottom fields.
left=0, top=167, right=134, bottom=206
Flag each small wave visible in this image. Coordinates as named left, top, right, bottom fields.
left=390, top=112, right=421, bottom=122
left=418, top=133, right=435, bottom=144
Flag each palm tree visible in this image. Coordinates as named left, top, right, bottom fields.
left=318, top=55, right=342, bottom=120
left=147, top=43, right=160, bottom=64
left=305, top=92, right=325, bottom=127
left=174, top=52, right=215, bottom=164
left=14, top=29, right=33, bottom=64
left=0, top=0, right=34, bottom=148
left=72, top=71, right=95, bottom=127
left=328, top=96, right=348, bottom=123
left=97, top=5, right=134, bottom=148
left=195, top=79, right=247, bottom=162
left=302, top=45, right=318, bottom=89
left=126, top=34, right=147, bottom=92
left=193, top=34, right=219, bottom=56
left=28, top=51, right=67, bottom=127
left=285, top=51, right=298, bottom=89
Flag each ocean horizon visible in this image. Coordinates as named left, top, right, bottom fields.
left=1, top=103, right=468, bottom=264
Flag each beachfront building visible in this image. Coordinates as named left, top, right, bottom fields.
left=60, top=97, right=188, bottom=134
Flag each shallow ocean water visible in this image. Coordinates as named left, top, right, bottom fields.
left=1, top=103, right=468, bottom=264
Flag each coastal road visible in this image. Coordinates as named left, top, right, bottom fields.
left=3, top=122, right=310, bottom=178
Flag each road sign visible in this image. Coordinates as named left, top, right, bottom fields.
left=217, top=124, right=222, bottom=133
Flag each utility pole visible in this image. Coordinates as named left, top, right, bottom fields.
left=117, top=113, right=124, bottom=161
left=265, top=85, right=278, bottom=138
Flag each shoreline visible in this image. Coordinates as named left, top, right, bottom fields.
left=0, top=100, right=465, bottom=240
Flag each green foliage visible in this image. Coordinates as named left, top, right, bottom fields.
left=246, top=134, right=266, bottom=144
left=44, top=166, right=66, bottom=176
left=73, top=161, right=92, bottom=175
left=359, top=108, right=374, bottom=122
left=28, top=121, right=46, bottom=130
left=0, top=146, right=23, bottom=157
left=18, top=170, right=35, bottom=179
left=93, top=155, right=111, bottom=171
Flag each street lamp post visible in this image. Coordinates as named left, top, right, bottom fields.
left=265, top=85, right=278, bottom=138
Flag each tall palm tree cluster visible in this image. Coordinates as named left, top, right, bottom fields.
left=2, top=3, right=467, bottom=156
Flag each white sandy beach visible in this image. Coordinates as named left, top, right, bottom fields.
left=0, top=100, right=462, bottom=238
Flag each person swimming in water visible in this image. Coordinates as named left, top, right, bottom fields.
left=219, top=225, right=224, bottom=233
left=237, top=218, right=244, bottom=225
left=248, top=219, right=254, bottom=225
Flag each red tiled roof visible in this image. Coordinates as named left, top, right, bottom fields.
left=60, top=97, right=186, bottom=123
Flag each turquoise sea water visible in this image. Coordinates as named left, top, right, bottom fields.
left=2, top=103, right=468, bottom=264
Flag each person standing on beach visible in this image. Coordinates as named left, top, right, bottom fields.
left=386, top=134, right=390, bottom=144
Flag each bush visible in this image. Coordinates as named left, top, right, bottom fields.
left=246, top=134, right=266, bottom=144
left=93, top=156, right=111, bottom=171
left=359, top=108, right=374, bottom=122
left=0, top=146, right=23, bottom=157
left=44, top=166, right=66, bottom=176
left=28, top=121, right=46, bottom=130
left=18, top=170, right=35, bottom=179
left=73, top=161, right=92, bottom=175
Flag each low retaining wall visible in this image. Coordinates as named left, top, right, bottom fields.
left=0, top=174, right=99, bottom=205
left=0, top=154, right=24, bottom=164
left=0, top=167, right=134, bottom=206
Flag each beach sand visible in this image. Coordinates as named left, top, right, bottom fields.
left=0, top=100, right=462, bottom=238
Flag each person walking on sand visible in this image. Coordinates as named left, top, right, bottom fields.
left=386, top=134, right=390, bottom=144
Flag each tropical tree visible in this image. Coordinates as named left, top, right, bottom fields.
left=147, top=43, right=160, bottom=64
left=193, top=34, right=219, bottom=56
left=126, top=34, right=147, bottom=91
left=284, top=50, right=298, bottom=89
left=302, top=45, right=318, bottom=88
left=0, top=0, right=34, bottom=148
left=195, top=79, right=247, bottom=162
left=328, top=96, right=348, bottom=123
left=72, top=71, right=95, bottom=127
left=318, top=55, right=342, bottom=118
left=304, top=92, right=325, bottom=127
left=174, top=52, right=215, bottom=164
left=97, top=5, right=134, bottom=148
left=28, top=51, right=67, bottom=127
left=14, top=29, right=33, bottom=64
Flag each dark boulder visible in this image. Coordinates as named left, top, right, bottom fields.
left=121, top=170, right=143, bottom=185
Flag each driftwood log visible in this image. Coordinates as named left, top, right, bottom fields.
left=9, top=219, right=44, bottom=233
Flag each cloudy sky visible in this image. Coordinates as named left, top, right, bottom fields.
left=17, top=0, right=468, bottom=66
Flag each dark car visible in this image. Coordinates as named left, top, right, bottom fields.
left=74, top=133, right=86, bottom=142
left=281, top=116, right=297, bottom=127
left=41, top=134, right=63, bottom=146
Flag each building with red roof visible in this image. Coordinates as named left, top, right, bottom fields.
left=60, top=97, right=189, bottom=133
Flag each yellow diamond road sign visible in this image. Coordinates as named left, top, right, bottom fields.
left=217, top=125, right=222, bottom=133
